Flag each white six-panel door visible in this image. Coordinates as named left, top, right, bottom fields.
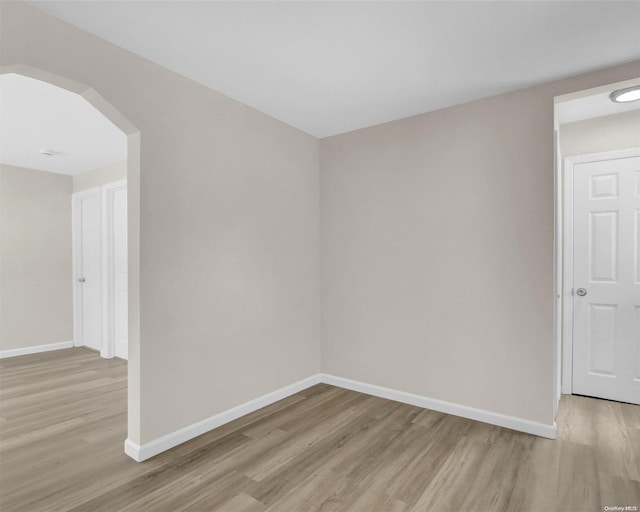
left=572, top=153, right=640, bottom=405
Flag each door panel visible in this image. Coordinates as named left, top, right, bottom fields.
left=590, top=172, right=618, bottom=199
left=587, top=303, right=616, bottom=376
left=572, top=155, right=640, bottom=405
left=589, top=211, right=618, bottom=282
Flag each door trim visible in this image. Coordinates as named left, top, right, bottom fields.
left=101, top=179, right=128, bottom=359
left=561, top=147, right=640, bottom=394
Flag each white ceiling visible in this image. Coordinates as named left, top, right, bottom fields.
left=29, top=1, right=640, bottom=138
left=0, top=73, right=127, bottom=175
left=31, top=1, right=640, bottom=137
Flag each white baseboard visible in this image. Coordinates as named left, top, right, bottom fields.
left=124, top=373, right=323, bottom=462
left=320, top=373, right=557, bottom=439
left=0, top=341, right=74, bottom=359
left=125, top=372, right=556, bottom=462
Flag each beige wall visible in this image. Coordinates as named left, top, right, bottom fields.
left=320, top=61, right=640, bottom=427
left=0, top=2, right=321, bottom=444
left=0, top=164, right=73, bottom=350
left=560, top=110, right=640, bottom=157
left=74, top=160, right=127, bottom=192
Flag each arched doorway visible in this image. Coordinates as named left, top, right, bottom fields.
left=0, top=63, right=141, bottom=450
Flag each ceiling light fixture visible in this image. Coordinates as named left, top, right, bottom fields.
left=609, top=85, right=640, bottom=103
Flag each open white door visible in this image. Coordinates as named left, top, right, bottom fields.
left=570, top=151, right=640, bottom=405
left=73, top=188, right=102, bottom=352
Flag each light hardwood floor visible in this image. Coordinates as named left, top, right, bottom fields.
left=0, top=348, right=638, bottom=512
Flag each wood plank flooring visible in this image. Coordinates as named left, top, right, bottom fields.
left=0, top=348, right=638, bottom=511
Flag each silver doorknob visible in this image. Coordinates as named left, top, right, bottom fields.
left=576, top=288, right=587, bottom=296
left=78, top=277, right=86, bottom=283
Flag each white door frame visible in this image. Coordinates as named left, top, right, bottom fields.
left=101, top=179, right=127, bottom=359
left=561, top=147, right=640, bottom=394
left=72, top=186, right=102, bottom=353
left=553, top=129, right=561, bottom=417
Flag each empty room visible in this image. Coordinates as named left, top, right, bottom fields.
left=0, top=1, right=638, bottom=511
